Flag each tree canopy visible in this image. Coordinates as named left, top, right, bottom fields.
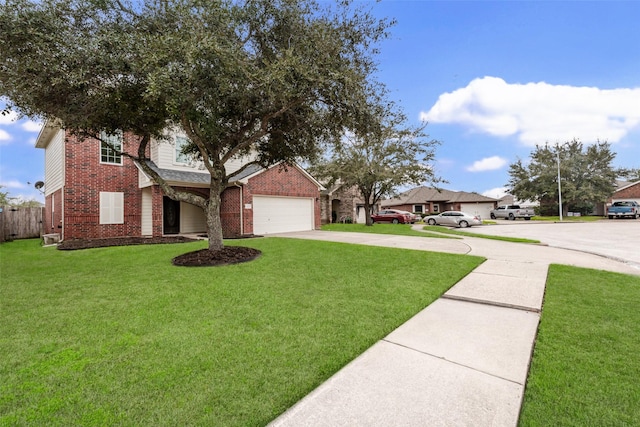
left=311, top=96, right=441, bottom=225
left=507, top=139, right=620, bottom=216
left=0, top=0, right=392, bottom=250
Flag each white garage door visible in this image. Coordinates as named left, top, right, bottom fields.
left=253, top=196, right=314, bottom=234
left=460, top=203, right=493, bottom=220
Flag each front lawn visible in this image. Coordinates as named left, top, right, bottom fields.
left=519, top=265, right=640, bottom=426
left=321, top=222, right=540, bottom=244
left=322, top=222, right=460, bottom=238
left=421, top=225, right=541, bottom=243
left=0, top=238, right=482, bottom=426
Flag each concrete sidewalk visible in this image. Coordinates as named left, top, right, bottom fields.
left=268, top=229, right=639, bottom=426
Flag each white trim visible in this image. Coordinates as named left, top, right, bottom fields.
left=99, top=131, right=123, bottom=166
left=614, top=180, right=640, bottom=193
left=173, top=135, right=191, bottom=165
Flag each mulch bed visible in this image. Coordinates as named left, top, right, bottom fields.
left=172, top=246, right=262, bottom=267
left=56, top=236, right=262, bottom=267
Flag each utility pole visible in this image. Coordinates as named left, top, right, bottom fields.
left=556, top=145, right=563, bottom=221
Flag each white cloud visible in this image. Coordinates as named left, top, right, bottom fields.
left=0, top=129, right=11, bottom=144
left=421, top=76, right=640, bottom=146
left=0, top=110, right=18, bottom=124
left=466, top=156, right=507, bottom=172
left=482, top=187, right=509, bottom=199
left=0, top=179, right=26, bottom=189
left=22, top=120, right=42, bottom=132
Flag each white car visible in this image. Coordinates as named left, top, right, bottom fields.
left=424, top=211, right=482, bottom=228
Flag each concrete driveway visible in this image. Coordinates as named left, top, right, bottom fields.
left=460, top=219, right=640, bottom=269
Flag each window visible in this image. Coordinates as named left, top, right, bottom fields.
left=413, top=205, right=423, bottom=213
left=100, top=131, right=122, bottom=164
left=433, top=205, right=439, bottom=213
left=100, top=192, right=124, bottom=224
left=175, top=136, right=190, bottom=164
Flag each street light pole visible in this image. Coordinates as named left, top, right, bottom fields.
left=556, top=146, right=563, bottom=221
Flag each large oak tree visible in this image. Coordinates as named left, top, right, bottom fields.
left=507, top=139, right=620, bottom=215
left=311, top=95, right=442, bottom=225
left=0, top=0, right=392, bottom=251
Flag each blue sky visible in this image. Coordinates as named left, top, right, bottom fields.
left=1, top=0, right=639, bottom=203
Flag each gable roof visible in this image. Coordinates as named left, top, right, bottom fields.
left=139, top=160, right=324, bottom=189
left=35, top=119, right=62, bottom=149
left=140, top=161, right=268, bottom=187
left=614, top=180, right=640, bottom=193
left=141, top=161, right=211, bottom=187
left=382, top=186, right=497, bottom=207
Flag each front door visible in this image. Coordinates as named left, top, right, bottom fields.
left=163, top=197, right=180, bottom=234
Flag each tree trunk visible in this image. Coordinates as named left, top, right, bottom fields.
left=362, top=192, right=374, bottom=226
left=206, top=180, right=225, bottom=251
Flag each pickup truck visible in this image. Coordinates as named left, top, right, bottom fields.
left=607, top=201, right=640, bottom=219
left=490, top=205, right=535, bottom=220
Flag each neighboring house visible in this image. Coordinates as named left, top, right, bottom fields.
left=382, top=186, right=498, bottom=220
left=35, top=123, right=323, bottom=240
left=320, top=183, right=380, bottom=224
left=604, top=180, right=640, bottom=213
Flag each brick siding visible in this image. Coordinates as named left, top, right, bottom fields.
left=221, top=186, right=242, bottom=237
left=611, top=182, right=640, bottom=201
left=59, top=133, right=320, bottom=239
left=243, top=164, right=321, bottom=233
left=43, top=188, right=63, bottom=236
left=63, top=133, right=142, bottom=239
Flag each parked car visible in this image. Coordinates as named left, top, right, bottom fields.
left=371, top=209, right=412, bottom=224
left=424, top=211, right=482, bottom=228
left=607, top=201, right=640, bottom=219
left=396, top=210, right=417, bottom=223
left=490, top=205, right=535, bottom=220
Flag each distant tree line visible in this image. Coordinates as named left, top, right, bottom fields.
left=0, top=186, right=42, bottom=208
left=507, top=139, right=640, bottom=216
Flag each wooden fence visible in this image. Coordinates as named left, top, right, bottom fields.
left=0, top=206, right=44, bottom=242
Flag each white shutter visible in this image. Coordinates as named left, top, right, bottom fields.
left=100, top=192, right=124, bottom=224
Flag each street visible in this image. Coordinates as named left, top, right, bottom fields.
left=461, top=219, right=640, bottom=268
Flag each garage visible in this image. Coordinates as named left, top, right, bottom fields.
left=460, top=203, right=494, bottom=220
left=253, top=196, right=315, bottom=234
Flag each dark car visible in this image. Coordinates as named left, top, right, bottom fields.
left=371, top=209, right=412, bottom=224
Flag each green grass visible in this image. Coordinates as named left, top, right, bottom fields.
left=519, top=265, right=640, bottom=426
left=320, top=222, right=540, bottom=243
left=0, top=238, right=482, bottom=426
left=321, top=222, right=461, bottom=238
left=421, top=225, right=541, bottom=243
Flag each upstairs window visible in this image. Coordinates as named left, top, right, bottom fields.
left=100, top=131, right=122, bottom=165
left=175, top=136, right=191, bottom=164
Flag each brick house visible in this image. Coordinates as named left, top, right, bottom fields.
left=382, top=186, right=498, bottom=220
left=35, top=123, right=322, bottom=241
left=605, top=180, right=640, bottom=211
left=320, top=183, right=380, bottom=224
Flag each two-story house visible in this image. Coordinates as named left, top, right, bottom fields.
left=35, top=122, right=322, bottom=241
